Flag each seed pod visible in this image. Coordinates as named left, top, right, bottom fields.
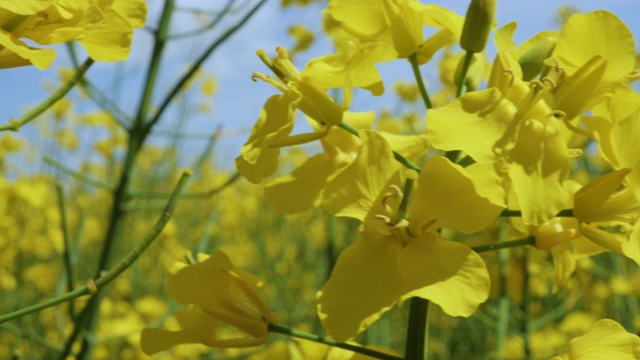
left=518, top=36, right=556, bottom=81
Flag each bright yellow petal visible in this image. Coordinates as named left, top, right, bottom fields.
left=317, top=231, right=405, bottom=341
left=264, top=154, right=336, bottom=214
left=236, top=90, right=301, bottom=184
left=0, top=0, right=52, bottom=14
left=399, top=236, right=490, bottom=317
left=568, top=319, right=640, bottom=360
left=409, top=156, right=504, bottom=235
left=554, top=10, right=636, bottom=85
left=140, top=309, right=221, bottom=355
left=0, top=31, right=55, bottom=69
left=574, top=168, right=639, bottom=223
left=323, top=130, right=401, bottom=221
left=426, top=88, right=517, bottom=163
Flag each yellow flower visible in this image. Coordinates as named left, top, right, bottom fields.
left=0, top=0, right=147, bottom=69
left=140, top=251, right=278, bottom=355
left=325, top=0, right=463, bottom=60
left=318, top=131, right=504, bottom=341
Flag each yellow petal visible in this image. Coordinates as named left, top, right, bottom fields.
left=264, top=154, right=336, bottom=214
left=574, top=168, right=639, bottom=223
left=426, top=88, right=517, bottom=163
left=236, top=90, right=302, bottom=184
left=554, top=10, right=636, bottom=85
left=140, top=308, right=221, bottom=355
left=568, top=319, right=640, bottom=360
left=0, top=31, right=55, bottom=69
left=323, top=130, right=401, bottom=221
left=317, top=231, right=406, bottom=341
left=409, top=156, right=504, bottom=235
left=399, top=236, right=490, bottom=317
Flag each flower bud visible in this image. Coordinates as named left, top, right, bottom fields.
left=460, top=0, right=496, bottom=53
left=518, top=36, right=556, bottom=81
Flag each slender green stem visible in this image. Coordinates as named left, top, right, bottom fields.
left=337, top=121, right=421, bottom=172
left=0, top=171, right=190, bottom=327
left=472, top=237, right=535, bottom=253
left=268, top=324, right=402, bottom=360
left=55, top=184, right=76, bottom=318
left=522, top=248, right=532, bottom=360
left=0, top=58, right=94, bottom=131
left=147, top=0, right=268, bottom=130
left=455, top=50, right=474, bottom=98
left=499, top=209, right=574, bottom=218
left=129, top=172, right=240, bottom=199
left=135, top=0, right=174, bottom=129
left=408, top=53, right=432, bottom=109
left=396, top=178, right=414, bottom=222
left=0, top=323, right=62, bottom=352
left=405, top=297, right=429, bottom=360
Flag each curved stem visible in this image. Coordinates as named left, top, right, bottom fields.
left=268, top=324, right=402, bottom=360
left=472, top=236, right=535, bottom=253
left=408, top=53, right=432, bottom=109
left=0, top=58, right=94, bottom=131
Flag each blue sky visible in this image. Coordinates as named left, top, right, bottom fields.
left=2, top=0, right=640, bottom=173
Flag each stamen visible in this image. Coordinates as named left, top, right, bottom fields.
left=541, top=77, right=557, bottom=90
left=502, top=69, right=515, bottom=88
left=374, top=214, right=395, bottom=227
left=381, top=184, right=404, bottom=211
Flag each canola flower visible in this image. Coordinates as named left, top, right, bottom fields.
left=0, top=0, right=147, bottom=69
left=140, top=251, right=278, bottom=355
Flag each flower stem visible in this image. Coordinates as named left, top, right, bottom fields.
left=499, top=209, right=574, bottom=218
left=268, top=324, right=403, bottom=360
left=396, top=178, right=414, bottom=222
left=405, top=297, right=429, bottom=360
left=408, top=53, right=432, bottom=109
left=0, top=58, right=94, bottom=131
left=456, top=50, right=474, bottom=98
left=472, top=237, right=535, bottom=253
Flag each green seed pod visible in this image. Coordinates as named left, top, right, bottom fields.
left=460, top=0, right=496, bottom=53
left=518, top=37, right=557, bottom=81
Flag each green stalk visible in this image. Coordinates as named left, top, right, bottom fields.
left=472, top=237, right=535, bottom=253
left=405, top=297, right=430, bottom=359
left=499, top=209, right=574, bottom=218
left=455, top=50, right=474, bottom=98
left=522, top=248, right=532, bottom=360
left=268, top=324, right=402, bottom=360
left=0, top=170, right=190, bottom=327
left=408, top=53, right=432, bottom=109
left=55, top=184, right=76, bottom=318
left=0, top=58, right=94, bottom=131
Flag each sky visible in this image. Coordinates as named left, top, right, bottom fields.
left=2, top=0, right=640, bottom=173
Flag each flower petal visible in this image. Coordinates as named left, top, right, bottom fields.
left=399, top=236, right=490, bottom=317
left=568, top=319, right=640, bottom=360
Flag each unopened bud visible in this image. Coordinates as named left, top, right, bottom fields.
left=460, top=0, right=496, bottom=53
left=518, top=36, right=556, bottom=81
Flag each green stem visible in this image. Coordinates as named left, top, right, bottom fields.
left=147, top=0, right=268, bottom=130
left=396, top=178, right=414, bottom=222
left=408, top=53, right=432, bottom=109
left=455, top=50, right=474, bottom=98
left=472, top=237, right=535, bottom=253
left=0, top=171, right=191, bottom=327
left=499, top=209, right=574, bottom=218
left=522, top=248, right=532, bottom=360
left=0, top=58, right=94, bottom=131
left=166, top=0, right=235, bottom=40
left=268, top=324, right=402, bottom=360
left=55, top=184, right=76, bottom=318
left=337, top=122, right=421, bottom=172
left=405, top=297, right=429, bottom=360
